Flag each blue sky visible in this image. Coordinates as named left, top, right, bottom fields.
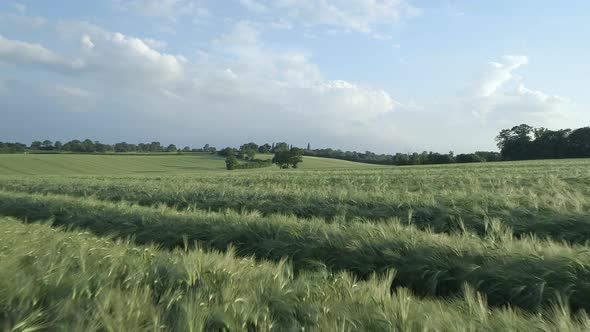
left=1, top=0, right=588, bottom=152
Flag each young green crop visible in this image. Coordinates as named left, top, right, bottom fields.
left=1, top=191, right=590, bottom=313
left=1, top=159, right=589, bottom=244
left=2, top=217, right=589, bottom=332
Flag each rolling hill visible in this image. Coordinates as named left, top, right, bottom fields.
left=0, top=153, right=382, bottom=175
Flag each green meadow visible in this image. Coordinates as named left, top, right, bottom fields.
left=0, top=153, right=378, bottom=175
left=1, top=154, right=590, bottom=331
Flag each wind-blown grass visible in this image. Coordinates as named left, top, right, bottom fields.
left=1, top=191, right=590, bottom=313
left=1, top=159, right=589, bottom=244
left=2, top=217, right=589, bottom=332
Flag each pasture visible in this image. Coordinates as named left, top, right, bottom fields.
left=1, top=154, right=590, bottom=331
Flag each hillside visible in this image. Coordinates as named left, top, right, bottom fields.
left=0, top=153, right=382, bottom=175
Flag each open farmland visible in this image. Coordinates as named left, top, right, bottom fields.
left=1, top=155, right=590, bottom=331
left=0, top=153, right=378, bottom=175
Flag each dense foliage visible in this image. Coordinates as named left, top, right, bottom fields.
left=223, top=147, right=274, bottom=170
left=272, top=148, right=304, bottom=168
left=305, top=149, right=501, bottom=165
left=25, top=139, right=216, bottom=153
left=0, top=142, right=26, bottom=154
left=497, top=124, right=590, bottom=160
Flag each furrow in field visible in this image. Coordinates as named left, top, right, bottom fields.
left=1, top=217, right=588, bottom=331
left=1, top=191, right=589, bottom=313
left=1, top=175, right=589, bottom=244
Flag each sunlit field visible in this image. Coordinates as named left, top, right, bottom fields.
left=1, top=155, right=590, bottom=331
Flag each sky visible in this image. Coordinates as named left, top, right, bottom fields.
left=0, top=0, right=588, bottom=153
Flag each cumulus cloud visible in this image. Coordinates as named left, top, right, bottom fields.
left=1, top=13, right=582, bottom=153
left=472, top=55, right=528, bottom=98
left=465, top=55, right=570, bottom=121
left=78, top=30, right=185, bottom=85
left=2, top=20, right=400, bottom=149
left=0, top=34, right=84, bottom=72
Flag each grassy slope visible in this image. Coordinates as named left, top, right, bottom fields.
left=0, top=153, right=380, bottom=175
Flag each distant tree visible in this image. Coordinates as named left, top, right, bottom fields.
left=82, top=139, right=95, bottom=152
left=203, top=144, right=210, bottom=152
left=272, top=148, right=303, bottom=169
left=150, top=142, right=163, bottom=152
left=41, top=140, right=53, bottom=150
left=273, top=142, right=289, bottom=153
left=166, top=144, right=177, bottom=152
left=94, top=141, right=108, bottom=153
left=240, top=142, right=258, bottom=160
left=225, top=153, right=238, bottom=170
left=288, top=147, right=304, bottom=168
left=182, top=146, right=191, bottom=152
left=114, top=142, right=129, bottom=152
left=54, top=141, right=63, bottom=151
left=30, top=141, right=42, bottom=150
left=496, top=124, right=534, bottom=160
left=272, top=151, right=291, bottom=168
left=456, top=153, right=485, bottom=163
left=475, top=151, right=501, bottom=162
left=218, top=147, right=237, bottom=157
left=307, top=143, right=311, bottom=151
left=495, top=124, right=590, bottom=161
left=0, top=142, right=25, bottom=154
left=258, top=143, right=271, bottom=154
left=568, top=127, right=590, bottom=158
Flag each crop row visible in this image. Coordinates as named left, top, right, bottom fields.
left=3, top=217, right=590, bottom=331
left=1, top=191, right=589, bottom=313
left=1, top=174, right=589, bottom=244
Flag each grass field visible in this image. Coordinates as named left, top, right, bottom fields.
left=0, top=153, right=379, bottom=175
left=1, top=154, right=590, bottom=331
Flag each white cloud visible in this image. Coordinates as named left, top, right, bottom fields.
left=239, top=0, right=268, bottom=14
left=59, top=23, right=186, bottom=86
left=13, top=3, right=27, bottom=13
left=215, top=21, right=260, bottom=46
left=465, top=55, right=570, bottom=121
left=6, top=20, right=399, bottom=149
left=142, top=38, right=168, bottom=49
left=112, top=0, right=200, bottom=20
left=2, top=15, right=583, bottom=153
left=0, top=34, right=84, bottom=72
left=239, top=0, right=420, bottom=34
left=472, top=55, right=528, bottom=98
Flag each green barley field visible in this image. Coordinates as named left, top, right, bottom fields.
left=1, top=154, right=590, bottom=331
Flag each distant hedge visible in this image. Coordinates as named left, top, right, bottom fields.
left=234, top=159, right=272, bottom=169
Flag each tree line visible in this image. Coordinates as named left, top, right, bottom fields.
left=304, top=149, right=501, bottom=165
left=3, top=124, right=589, bottom=165
left=0, top=139, right=217, bottom=154
left=496, top=124, right=590, bottom=160
left=0, top=142, right=26, bottom=154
